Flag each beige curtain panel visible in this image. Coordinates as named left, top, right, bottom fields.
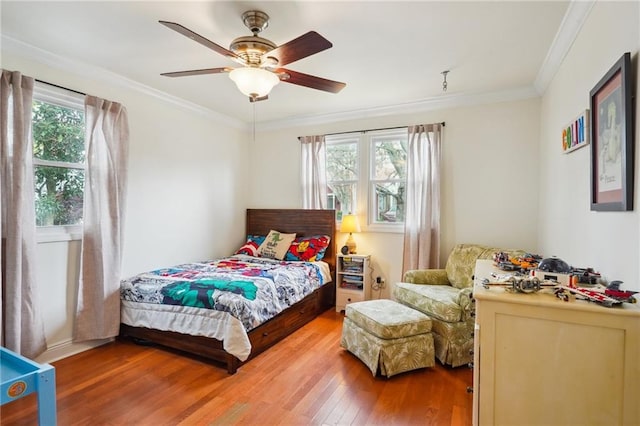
left=402, top=123, right=443, bottom=273
left=0, top=69, right=47, bottom=358
left=74, top=95, right=129, bottom=342
left=300, top=135, right=327, bottom=209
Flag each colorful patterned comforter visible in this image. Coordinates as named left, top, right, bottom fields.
left=120, top=255, right=330, bottom=361
left=121, top=254, right=329, bottom=331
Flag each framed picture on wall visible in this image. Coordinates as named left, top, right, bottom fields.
left=589, top=52, right=634, bottom=211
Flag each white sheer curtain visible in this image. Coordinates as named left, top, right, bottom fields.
left=74, top=95, right=129, bottom=342
left=402, top=123, right=443, bottom=273
left=300, top=135, right=327, bottom=209
left=0, top=70, right=47, bottom=357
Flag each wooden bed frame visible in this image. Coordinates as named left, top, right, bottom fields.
left=119, top=208, right=336, bottom=374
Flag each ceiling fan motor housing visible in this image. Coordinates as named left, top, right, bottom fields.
left=230, top=35, right=277, bottom=66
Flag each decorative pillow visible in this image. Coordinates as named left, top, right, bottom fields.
left=234, top=235, right=266, bottom=257
left=257, top=230, right=297, bottom=260
left=285, top=235, right=331, bottom=262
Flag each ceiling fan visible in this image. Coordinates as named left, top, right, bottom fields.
left=159, top=10, right=346, bottom=102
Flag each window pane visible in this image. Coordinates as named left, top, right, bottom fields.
left=326, top=142, right=358, bottom=181
left=373, top=138, right=407, bottom=180
left=373, top=182, right=405, bottom=223
left=34, top=165, right=84, bottom=226
left=328, top=182, right=356, bottom=220
left=32, top=100, right=85, bottom=163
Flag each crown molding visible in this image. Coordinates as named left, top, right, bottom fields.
left=534, top=0, right=595, bottom=95
left=1, top=34, right=246, bottom=130
left=256, top=86, right=540, bottom=132
left=260, top=0, right=593, bottom=132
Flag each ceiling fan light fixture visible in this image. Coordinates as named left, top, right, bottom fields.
left=229, top=67, right=280, bottom=98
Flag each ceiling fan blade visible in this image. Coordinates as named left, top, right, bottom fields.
left=265, top=31, right=332, bottom=66
left=159, top=21, right=243, bottom=63
left=161, top=67, right=231, bottom=77
left=277, top=68, right=346, bottom=93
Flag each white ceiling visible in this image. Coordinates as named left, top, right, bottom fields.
left=1, top=1, right=576, bottom=127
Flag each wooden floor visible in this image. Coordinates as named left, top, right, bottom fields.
left=1, top=310, right=473, bottom=425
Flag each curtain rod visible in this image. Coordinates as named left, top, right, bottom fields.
left=299, top=122, right=445, bottom=139
left=35, top=79, right=86, bottom=96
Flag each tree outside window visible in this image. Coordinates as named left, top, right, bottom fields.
left=326, top=138, right=358, bottom=221
left=371, top=135, right=407, bottom=223
left=32, top=99, right=85, bottom=227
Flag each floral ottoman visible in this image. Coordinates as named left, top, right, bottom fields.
left=340, top=299, right=435, bottom=377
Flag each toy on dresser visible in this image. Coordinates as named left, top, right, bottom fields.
left=486, top=252, right=637, bottom=307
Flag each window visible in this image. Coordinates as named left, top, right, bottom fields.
left=32, top=84, right=85, bottom=234
left=370, top=132, right=407, bottom=224
left=326, top=136, right=359, bottom=222
left=326, top=129, right=407, bottom=230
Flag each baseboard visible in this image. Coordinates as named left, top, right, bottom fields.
left=34, top=337, right=113, bottom=364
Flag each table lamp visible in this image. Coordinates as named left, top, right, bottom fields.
left=340, top=213, right=361, bottom=254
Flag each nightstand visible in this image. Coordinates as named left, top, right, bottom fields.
left=335, top=254, right=371, bottom=312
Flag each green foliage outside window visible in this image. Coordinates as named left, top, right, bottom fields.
left=326, top=141, right=358, bottom=219
left=373, top=139, right=407, bottom=223
left=32, top=100, right=85, bottom=226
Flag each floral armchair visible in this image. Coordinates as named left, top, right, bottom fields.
left=394, top=243, right=526, bottom=367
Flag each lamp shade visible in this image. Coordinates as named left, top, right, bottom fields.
left=229, top=67, right=280, bottom=98
left=340, top=214, right=361, bottom=234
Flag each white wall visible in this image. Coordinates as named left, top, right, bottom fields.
left=538, top=1, right=640, bottom=291
left=2, top=51, right=250, bottom=362
left=250, top=98, right=542, bottom=297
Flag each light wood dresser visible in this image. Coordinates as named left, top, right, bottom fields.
left=472, top=259, right=639, bottom=425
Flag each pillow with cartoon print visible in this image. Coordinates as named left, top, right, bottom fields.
left=257, top=230, right=296, bottom=260
left=285, top=235, right=331, bottom=262
left=234, top=235, right=266, bottom=257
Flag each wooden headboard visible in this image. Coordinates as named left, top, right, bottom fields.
left=246, top=209, right=336, bottom=281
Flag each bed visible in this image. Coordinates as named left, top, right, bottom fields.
left=119, top=208, right=336, bottom=374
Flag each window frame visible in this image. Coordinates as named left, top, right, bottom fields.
left=326, top=128, right=407, bottom=233
left=368, top=129, right=407, bottom=230
left=32, top=83, right=85, bottom=242
left=326, top=134, right=360, bottom=222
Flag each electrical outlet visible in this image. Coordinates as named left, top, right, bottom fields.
left=376, top=276, right=386, bottom=287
